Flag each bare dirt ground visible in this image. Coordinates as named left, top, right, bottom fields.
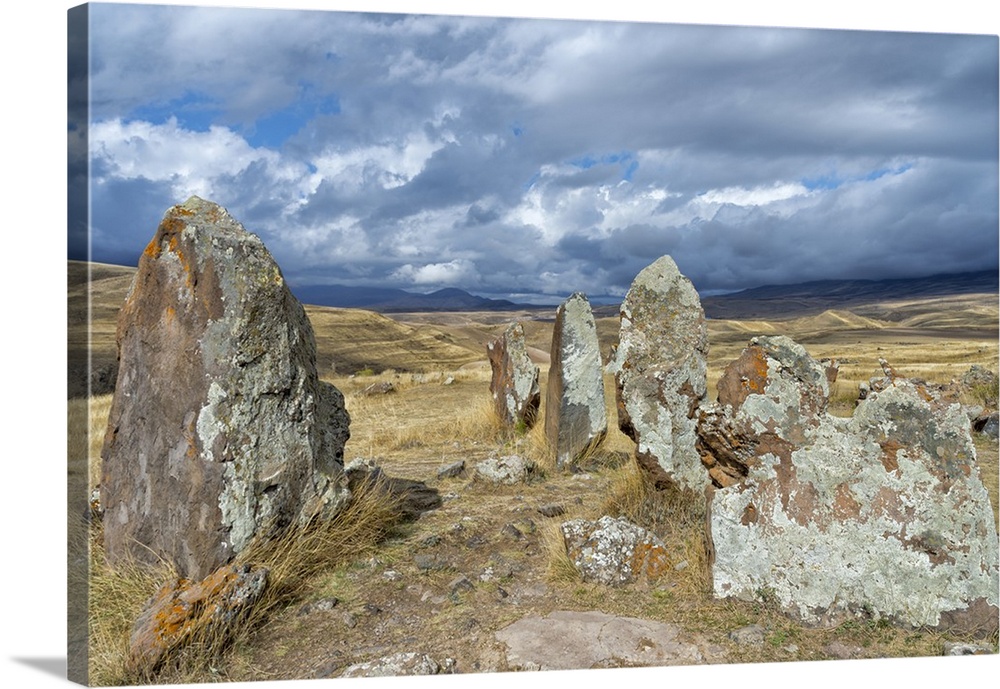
left=70, top=263, right=999, bottom=683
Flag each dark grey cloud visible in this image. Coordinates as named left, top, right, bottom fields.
left=85, top=3, right=998, bottom=299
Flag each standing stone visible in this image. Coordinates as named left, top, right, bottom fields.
left=545, top=293, right=607, bottom=468
left=101, top=197, right=350, bottom=580
left=607, top=255, right=709, bottom=491
left=487, top=322, right=540, bottom=429
left=703, top=336, right=999, bottom=634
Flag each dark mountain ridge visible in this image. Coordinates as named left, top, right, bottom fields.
left=289, top=283, right=529, bottom=312
left=700, top=270, right=998, bottom=320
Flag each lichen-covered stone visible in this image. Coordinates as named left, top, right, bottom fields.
left=101, top=197, right=350, bottom=580
left=474, top=454, right=535, bottom=485
left=607, top=256, right=708, bottom=491
left=341, top=652, right=449, bottom=677
left=561, top=516, right=672, bottom=586
left=487, top=322, right=541, bottom=429
left=697, top=336, right=837, bottom=488
left=127, top=563, right=268, bottom=677
left=545, top=293, right=607, bottom=468
left=703, top=336, right=999, bottom=634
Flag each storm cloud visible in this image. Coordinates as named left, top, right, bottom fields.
left=82, top=2, right=999, bottom=300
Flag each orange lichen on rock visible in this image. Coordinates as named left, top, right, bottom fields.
left=631, top=540, right=672, bottom=583
left=716, top=344, right=770, bottom=411
left=126, top=563, right=268, bottom=678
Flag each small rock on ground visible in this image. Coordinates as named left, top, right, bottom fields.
left=340, top=652, right=451, bottom=677
left=495, top=610, right=704, bottom=670
left=943, top=642, right=995, bottom=655
left=728, top=624, right=765, bottom=646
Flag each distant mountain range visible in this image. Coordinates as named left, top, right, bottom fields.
left=82, top=261, right=997, bottom=319
left=289, top=283, right=533, bottom=312
left=700, top=270, right=998, bottom=320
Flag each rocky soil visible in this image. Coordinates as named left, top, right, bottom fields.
left=171, top=370, right=999, bottom=684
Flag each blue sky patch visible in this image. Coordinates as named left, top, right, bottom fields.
left=566, top=151, right=637, bottom=181
left=130, top=91, right=222, bottom=132
left=802, top=162, right=914, bottom=191
left=246, top=87, right=341, bottom=149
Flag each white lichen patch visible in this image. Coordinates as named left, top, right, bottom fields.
left=196, top=381, right=228, bottom=462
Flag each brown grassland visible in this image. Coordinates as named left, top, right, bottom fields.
left=67, top=262, right=999, bottom=684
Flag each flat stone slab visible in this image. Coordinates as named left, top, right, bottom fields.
left=495, top=610, right=704, bottom=670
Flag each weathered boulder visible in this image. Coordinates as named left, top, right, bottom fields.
left=607, top=256, right=709, bottom=491
left=487, top=322, right=541, bottom=429
left=361, top=381, right=395, bottom=396
left=545, top=293, right=607, bottom=468
left=101, top=197, right=350, bottom=580
left=561, top=515, right=672, bottom=586
left=961, top=365, right=999, bottom=408
left=702, top=336, right=999, bottom=634
left=436, top=459, right=466, bottom=479
left=474, top=454, right=535, bottom=485
left=127, top=563, right=268, bottom=677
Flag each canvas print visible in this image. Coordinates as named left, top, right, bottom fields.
left=67, top=2, right=999, bottom=686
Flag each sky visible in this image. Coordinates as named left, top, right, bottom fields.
left=71, top=2, right=999, bottom=303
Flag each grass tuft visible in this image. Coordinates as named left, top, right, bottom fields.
left=541, top=521, right=581, bottom=584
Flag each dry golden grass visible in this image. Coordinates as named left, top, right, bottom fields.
left=87, top=545, right=176, bottom=686
left=597, top=460, right=710, bottom=596
left=86, top=478, right=405, bottom=686
left=307, top=306, right=482, bottom=376
left=541, top=521, right=583, bottom=584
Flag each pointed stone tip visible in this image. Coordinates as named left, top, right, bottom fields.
left=179, top=195, right=214, bottom=210
left=646, top=254, right=680, bottom=274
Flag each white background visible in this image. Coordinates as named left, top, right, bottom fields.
left=2, top=1, right=997, bottom=688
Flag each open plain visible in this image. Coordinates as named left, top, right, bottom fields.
left=68, top=261, right=999, bottom=684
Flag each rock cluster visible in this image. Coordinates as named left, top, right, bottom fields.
left=545, top=292, right=607, bottom=468
left=702, top=336, right=999, bottom=633
left=487, top=322, right=541, bottom=429
left=101, top=197, right=351, bottom=580
left=607, top=255, right=709, bottom=491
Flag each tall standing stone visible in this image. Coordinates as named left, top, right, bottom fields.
left=545, top=293, right=607, bottom=468
left=101, top=197, right=350, bottom=580
left=607, top=255, right=709, bottom=491
left=487, top=322, right=541, bottom=430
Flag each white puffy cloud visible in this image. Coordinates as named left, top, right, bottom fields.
left=391, top=259, right=482, bottom=286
